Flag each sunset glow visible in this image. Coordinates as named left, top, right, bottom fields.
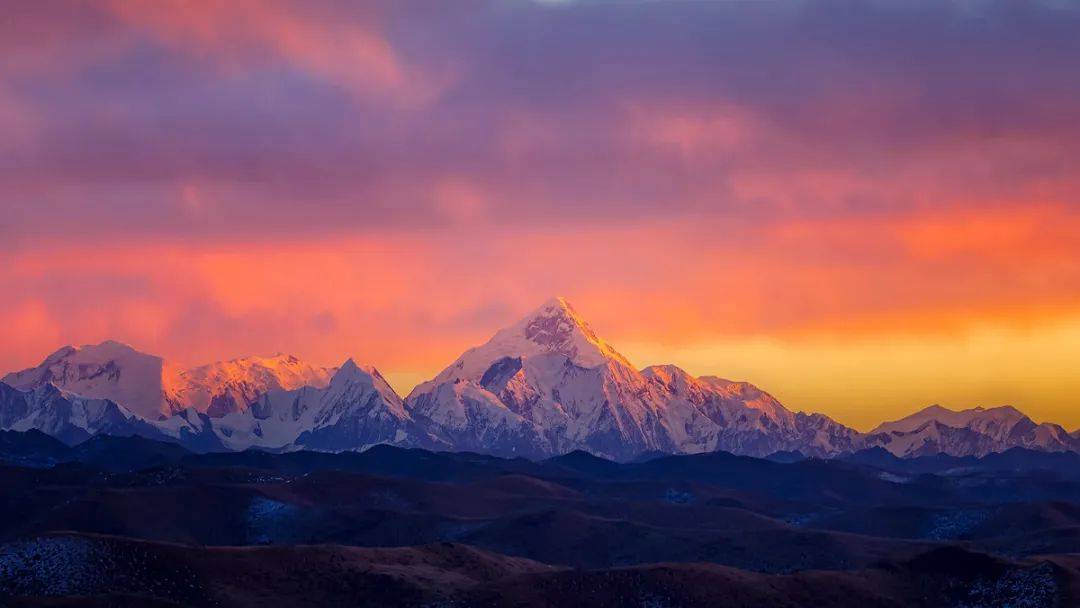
left=3, top=1, right=1079, bottom=430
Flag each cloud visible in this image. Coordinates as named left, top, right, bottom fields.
left=104, top=0, right=446, bottom=106
left=3, top=0, right=1080, bottom=242
left=2, top=0, right=1080, bottom=425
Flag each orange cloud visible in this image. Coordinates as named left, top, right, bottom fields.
left=899, top=202, right=1080, bottom=262
left=3, top=202, right=1080, bottom=428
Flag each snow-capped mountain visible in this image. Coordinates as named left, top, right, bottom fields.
left=406, top=297, right=859, bottom=460
left=4, top=343, right=334, bottom=421
left=3, top=298, right=1079, bottom=460
left=2, top=341, right=177, bottom=420
left=154, top=360, right=431, bottom=452
left=0, top=381, right=168, bottom=446
left=2, top=343, right=410, bottom=453
left=642, top=366, right=863, bottom=457
left=165, top=354, right=334, bottom=417
left=866, top=404, right=1078, bottom=457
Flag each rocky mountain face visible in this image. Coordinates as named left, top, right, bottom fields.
left=165, top=354, right=335, bottom=417
left=0, top=382, right=168, bottom=446
left=866, top=404, right=1078, bottom=457
left=2, top=298, right=1078, bottom=459
left=405, top=298, right=860, bottom=460
left=5, top=345, right=333, bottom=421
left=153, top=359, right=435, bottom=452
left=2, top=341, right=175, bottom=420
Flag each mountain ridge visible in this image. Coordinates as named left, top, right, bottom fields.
left=4, top=343, right=335, bottom=421
left=3, top=297, right=1077, bottom=459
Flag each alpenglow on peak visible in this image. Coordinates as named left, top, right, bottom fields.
left=422, top=296, right=635, bottom=387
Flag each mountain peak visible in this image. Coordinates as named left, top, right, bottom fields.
left=540, top=295, right=573, bottom=310
left=3, top=340, right=169, bottom=420
left=872, top=403, right=1030, bottom=435
left=641, top=364, right=697, bottom=387
left=95, top=339, right=136, bottom=350
left=336, top=357, right=361, bottom=376
left=329, top=358, right=384, bottom=388
left=80, top=340, right=145, bottom=357
left=40, top=340, right=143, bottom=362
left=513, top=297, right=631, bottom=369
left=321, top=358, right=404, bottom=413
left=167, top=352, right=335, bottom=418
left=523, top=296, right=588, bottom=332
left=418, top=297, right=634, bottom=389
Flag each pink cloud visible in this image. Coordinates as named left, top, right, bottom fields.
left=104, top=0, right=447, bottom=106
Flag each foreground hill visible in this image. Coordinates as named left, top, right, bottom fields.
left=0, top=533, right=556, bottom=607
left=4, top=436, right=1080, bottom=563
left=0, top=533, right=1073, bottom=607
left=1, top=436, right=1079, bottom=606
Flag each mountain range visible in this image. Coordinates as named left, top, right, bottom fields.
left=2, top=297, right=1077, bottom=459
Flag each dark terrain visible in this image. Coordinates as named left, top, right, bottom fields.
left=1, top=430, right=1078, bottom=607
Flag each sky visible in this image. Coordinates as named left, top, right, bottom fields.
left=2, top=0, right=1079, bottom=431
